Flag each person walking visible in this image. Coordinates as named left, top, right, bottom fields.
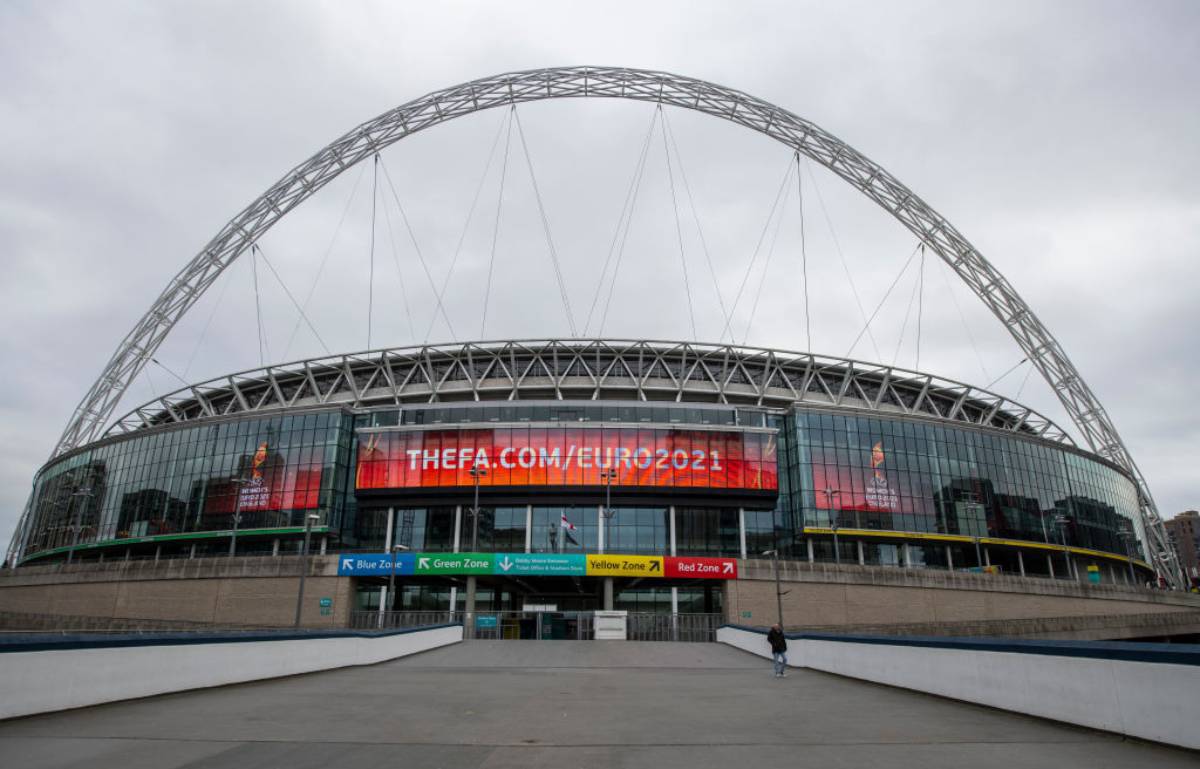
left=767, top=623, right=788, bottom=678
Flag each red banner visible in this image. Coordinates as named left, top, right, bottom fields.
left=664, top=556, right=738, bottom=579
left=356, top=427, right=777, bottom=492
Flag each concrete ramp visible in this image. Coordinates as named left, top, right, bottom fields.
left=394, top=639, right=763, bottom=669
left=2, top=634, right=1196, bottom=768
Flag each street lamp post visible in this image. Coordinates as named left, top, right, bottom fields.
left=1053, top=513, right=1072, bottom=581
left=1118, top=523, right=1137, bottom=585
left=468, top=466, right=487, bottom=551
left=761, top=549, right=784, bottom=630
left=293, top=512, right=319, bottom=629
left=466, top=466, right=487, bottom=639
left=65, top=486, right=94, bottom=565
left=228, top=476, right=248, bottom=557
left=385, top=544, right=410, bottom=626
left=822, top=487, right=841, bottom=565
left=600, top=468, right=618, bottom=520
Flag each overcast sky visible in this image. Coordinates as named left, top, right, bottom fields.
left=2, top=0, right=1198, bottom=556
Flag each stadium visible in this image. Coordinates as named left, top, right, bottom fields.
left=2, top=67, right=1189, bottom=639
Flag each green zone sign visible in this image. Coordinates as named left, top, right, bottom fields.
left=415, top=553, right=494, bottom=575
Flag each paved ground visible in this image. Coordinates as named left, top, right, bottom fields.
left=1, top=640, right=1195, bottom=768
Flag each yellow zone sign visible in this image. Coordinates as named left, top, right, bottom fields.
left=586, top=554, right=664, bottom=577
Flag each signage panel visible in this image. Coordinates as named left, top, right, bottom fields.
left=415, top=553, right=494, bottom=575
left=585, top=554, right=664, bottom=577
left=495, top=553, right=586, bottom=576
left=337, top=553, right=415, bottom=576
left=336, top=552, right=738, bottom=579
left=476, top=615, right=498, bottom=629
left=356, top=426, right=778, bottom=492
left=663, top=556, right=738, bottom=579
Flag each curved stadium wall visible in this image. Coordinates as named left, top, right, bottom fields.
left=12, top=340, right=1151, bottom=580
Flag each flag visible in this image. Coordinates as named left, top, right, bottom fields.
left=560, top=513, right=579, bottom=546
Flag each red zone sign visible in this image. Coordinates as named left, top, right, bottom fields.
left=664, top=556, right=738, bottom=580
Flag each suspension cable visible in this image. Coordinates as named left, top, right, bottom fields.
left=513, top=107, right=578, bottom=337
left=1015, top=360, right=1036, bottom=400
left=379, top=182, right=415, bottom=344
left=662, top=109, right=732, bottom=339
left=378, top=157, right=459, bottom=342
left=797, top=153, right=813, bottom=353
left=597, top=109, right=659, bottom=337
left=892, top=256, right=923, bottom=367
left=915, top=243, right=925, bottom=370
left=717, top=158, right=794, bottom=344
left=367, top=154, right=379, bottom=349
left=986, top=357, right=1029, bottom=390
left=804, top=163, right=883, bottom=361
left=844, top=242, right=922, bottom=359
left=282, top=162, right=368, bottom=359
left=253, top=243, right=331, bottom=356
left=183, top=262, right=237, bottom=378
left=481, top=107, right=515, bottom=339
left=588, top=108, right=658, bottom=335
left=250, top=243, right=268, bottom=365
left=424, top=110, right=511, bottom=343
left=658, top=105, right=698, bottom=340
left=936, top=251, right=990, bottom=382
left=743, top=162, right=795, bottom=344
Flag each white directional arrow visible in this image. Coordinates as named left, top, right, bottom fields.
left=722, top=562, right=734, bottom=574
left=418, top=557, right=431, bottom=569
left=341, top=557, right=355, bottom=571
left=498, top=556, right=514, bottom=572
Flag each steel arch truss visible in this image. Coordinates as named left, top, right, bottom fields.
left=41, top=66, right=1179, bottom=581
left=104, top=339, right=1074, bottom=444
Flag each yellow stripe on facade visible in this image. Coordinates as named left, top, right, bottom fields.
left=801, top=527, right=1150, bottom=570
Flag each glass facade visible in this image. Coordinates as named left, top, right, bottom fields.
left=19, top=411, right=351, bottom=559
left=15, top=400, right=1146, bottom=574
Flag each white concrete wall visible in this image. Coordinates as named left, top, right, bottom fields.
left=1, top=625, right=462, bottom=720
left=717, top=626, right=1199, bottom=750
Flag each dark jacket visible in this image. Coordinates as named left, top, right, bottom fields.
left=767, top=627, right=787, bottom=653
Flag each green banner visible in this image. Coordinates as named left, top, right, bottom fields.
left=414, top=552, right=495, bottom=575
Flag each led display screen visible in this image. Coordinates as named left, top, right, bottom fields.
left=355, top=427, right=778, bottom=491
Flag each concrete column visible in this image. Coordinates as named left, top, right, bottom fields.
left=383, top=506, right=395, bottom=552
left=124, top=548, right=130, bottom=562
left=669, top=505, right=677, bottom=556
left=271, top=538, right=280, bottom=557
left=738, top=508, right=747, bottom=560
left=1048, top=553, right=1056, bottom=579
left=945, top=545, right=952, bottom=570
left=671, top=586, right=679, bottom=615
left=597, top=505, right=605, bottom=554
left=902, top=542, right=911, bottom=568
left=984, top=547, right=991, bottom=567
left=189, top=542, right=196, bottom=559
left=319, top=537, right=327, bottom=555
left=449, top=586, right=458, bottom=613
left=465, top=575, right=477, bottom=638
left=154, top=545, right=161, bottom=562
left=604, top=578, right=614, bottom=610
left=806, top=538, right=815, bottom=563
left=453, top=505, right=462, bottom=553
left=856, top=540, right=864, bottom=566
left=1017, top=549, right=1026, bottom=577
left=524, top=505, right=532, bottom=553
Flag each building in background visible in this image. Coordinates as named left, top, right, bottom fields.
left=1165, top=511, right=1200, bottom=587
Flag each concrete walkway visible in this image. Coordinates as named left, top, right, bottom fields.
left=1, top=640, right=1194, bottom=768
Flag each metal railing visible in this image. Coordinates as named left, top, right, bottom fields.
left=349, top=609, right=722, bottom=642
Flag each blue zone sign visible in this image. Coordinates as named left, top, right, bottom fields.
left=338, top=553, right=415, bottom=576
